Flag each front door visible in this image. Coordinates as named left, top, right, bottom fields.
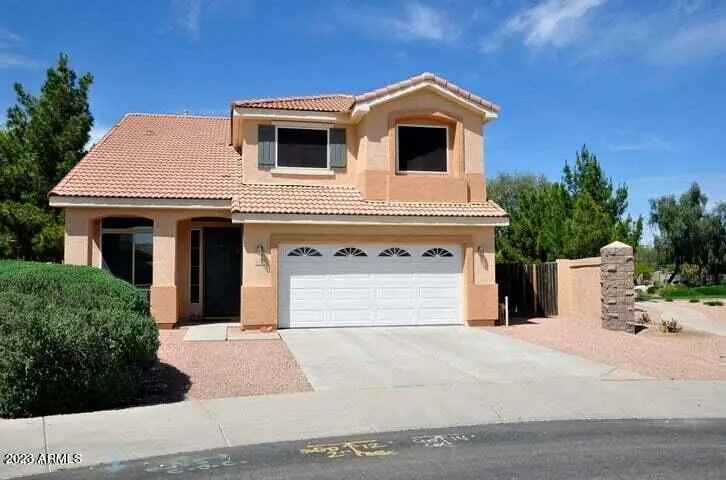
left=203, top=227, right=241, bottom=318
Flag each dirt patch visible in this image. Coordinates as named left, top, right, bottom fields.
left=139, top=329, right=311, bottom=405
left=489, top=314, right=726, bottom=380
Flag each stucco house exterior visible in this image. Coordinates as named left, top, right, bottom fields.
left=49, top=72, right=508, bottom=330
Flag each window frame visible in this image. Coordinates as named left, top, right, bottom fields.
left=99, top=223, right=153, bottom=288
left=274, top=124, right=331, bottom=171
left=395, top=123, right=449, bottom=174
left=189, top=228, right=203, bottom=304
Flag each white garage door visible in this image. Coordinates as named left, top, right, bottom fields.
left=279, top=244, right=461, bottom=328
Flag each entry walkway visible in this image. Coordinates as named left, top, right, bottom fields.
left=182, top=323, right=279, bottom=342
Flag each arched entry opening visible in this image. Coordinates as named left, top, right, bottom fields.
left=181, top=216, right=241, bottom=320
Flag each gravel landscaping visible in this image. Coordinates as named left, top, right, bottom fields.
left=140, top=329, right=311, bottom=405
left=489, top=312, right=726, bottom=380
left=687, top=302, right=726, bottom=323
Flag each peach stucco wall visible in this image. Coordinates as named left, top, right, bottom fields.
left=235, top=87, right=492, bottom=203
left=63, top=207, right=236, bottom=328
left=557, top=257, right=602, bottom=321
left=241, top=223, right=498, bottom=330
left=63, top=207, right=499, bottom=329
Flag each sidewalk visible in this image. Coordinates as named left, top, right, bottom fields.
left=3, top=379, right=726, bottom=478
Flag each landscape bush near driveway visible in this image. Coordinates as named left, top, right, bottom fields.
left=0, top=260, right=159, bottom=418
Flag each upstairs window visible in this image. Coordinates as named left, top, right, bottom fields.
left=397, top=125, right=447, bottom=173
left=277, top=127, right=328, bottom=169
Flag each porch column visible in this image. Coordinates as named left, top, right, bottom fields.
left=150, top=216, right=178, bottom=328
left=466, top=227, right=499, bottom=326
left=64, top=209, right=92, bottom=265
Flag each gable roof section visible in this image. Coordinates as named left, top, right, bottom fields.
left=232, top=72, right=499, bottom=116
left=231, top=184, right=507, bottom=218
left=51, top=113, right=241, bottom=199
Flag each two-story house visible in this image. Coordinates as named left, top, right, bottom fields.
left=49, top=72, right=508, bottom=330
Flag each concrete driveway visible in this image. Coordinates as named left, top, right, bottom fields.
left=280, top=326, right=645, bottom=390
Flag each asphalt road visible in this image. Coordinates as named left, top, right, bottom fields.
left=24, top=419, right=726, bottom=479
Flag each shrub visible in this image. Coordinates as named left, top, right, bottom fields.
left=689, top=298, right=700, bottom=303
left=704, top=300, right=724, bottom=307
left=646, top=285, right=658, bottom=295
left=659, top=318, right=682, bottom=333
left=660, top=284, right=689, bottom=300
left=665, top=298, right=673, bottom=302
left=0, top=261, right=158, bottom=418
left=0, top=260, right=148, bottom=314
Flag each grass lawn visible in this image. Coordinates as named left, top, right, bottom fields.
left=660, top=283, right=726, bottom=301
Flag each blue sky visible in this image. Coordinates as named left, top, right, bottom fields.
left=2, top=0, right=725, bottom=242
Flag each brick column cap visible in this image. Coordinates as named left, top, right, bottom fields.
left=600, top=241, right=632, bottom=254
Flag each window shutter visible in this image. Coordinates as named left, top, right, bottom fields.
left=258, top=125, right=275, bottom=167
left=329, top=128, right=347, bottom=168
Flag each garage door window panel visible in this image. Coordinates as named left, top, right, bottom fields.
left=379, top=247, right=411, bottom=257
left=288, top=246, right=323, bottom=257
left=334, top=247, right=368, bottom=257
left=422, top=247, right=454, bottom=258
left=397, top=125, right=448, bottom=173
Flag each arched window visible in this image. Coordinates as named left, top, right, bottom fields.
left=334, top=247, right=368, bottom=257
left=422, top=247, right=454, bottom=258
left=379, top=247, right=411, bottom=257
left=288, top=246, right=322, bottom=257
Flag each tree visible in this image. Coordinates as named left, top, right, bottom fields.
left=649, top=183, right=707, bottom=281
left=0, top=54, right=93, bottom=260
left=488, top=146, right=642, bottom=263
left=649, top=183, right=726, bottom=283
left=635, top=245, right=657, bottom=284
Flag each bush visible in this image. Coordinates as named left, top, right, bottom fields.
left=0, top=261, right=159, bottom=418
left=704, top=300, right=724, bottom=307
left=646, top=285, right=658, bottom=295
left=689, top=298, right=700, bottom=303
left=659, top=318, right=682, bottom=333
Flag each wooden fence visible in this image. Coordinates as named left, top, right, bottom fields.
left=496, top=262, right=558, bottom=318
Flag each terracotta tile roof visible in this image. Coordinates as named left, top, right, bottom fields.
left=232, top=72, right=499, bottom=114
left=231, top=184, right=507, bottom=218
left=232, top=94, right=355, bottom=112
left=354, top=72, right=500, bottom=114
left=51, top=113, right=241, bottom=199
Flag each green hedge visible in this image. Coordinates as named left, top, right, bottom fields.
left=660, top=283, right=726, bottom=300
left=0, top=260, right=159, bottom=418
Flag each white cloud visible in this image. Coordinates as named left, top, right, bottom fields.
left=0, top=28, right=21, bottom=48
left=337, top=2, right=460, bottom=43
left=481, top=0, right=606, bottom=53
left=172, top=0, right=202, bottom=39
left=0, top=28, right=35, bottom=68
left=608, top=136, right=674, bottom=153
left=387, top=3, right=460, bottom=41
left=647, top=17, right=726, bottom=66
left=86, top=125, right=110, bottom=149
left=481, top=0, right=726, bottom=68
left=0, top=52, right=35, bottom=69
